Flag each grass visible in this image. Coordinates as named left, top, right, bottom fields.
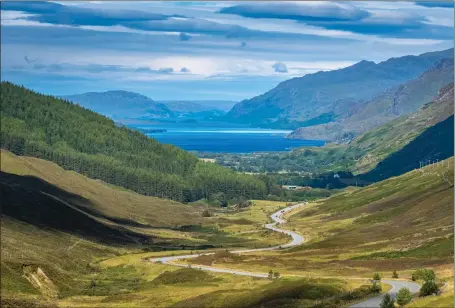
left=2, top=150, right=453, bottom=307
left=195, top=158, right=454, bottom=280
left=0, top=151, right=297, bottom=307
left=150, top=268, right=219, bottom=285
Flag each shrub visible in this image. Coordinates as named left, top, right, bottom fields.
left=370, top=281, right=382, bottom=294
left=202, top=209, right=212, bottom=217
left=373, top=273, right=381, bottom=281
left=411, top=269, right=435, bottom=282
left=420, top=280, right=439, bottom=296
left=151, top=268, right=212, bottom=285
left=380, top=293, right=395, bottom=308
left=396, top=287, right=413, bottom=307
left=392, top=270, right=399, bottom=278
left=268, top=270, right=273, bottom=279
left=273, top=272, right=280, bottom=279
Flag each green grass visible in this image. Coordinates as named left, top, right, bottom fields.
left=352, top=235, right=454, bottom=260
left=171, top=277, right=347, bottom=308
left=202, top=158, right=454, bottom=279
left=151, top=268, right=218, bottom=285
left=0, top=151, right=292, bottom=307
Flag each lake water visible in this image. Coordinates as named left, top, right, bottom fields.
left=129, top=123, right=325, bottom=153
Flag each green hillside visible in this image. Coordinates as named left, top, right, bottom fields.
left=196, top=158, right=454, bottom=280
left=0, top=150, right=288, bottom=306
left=0, top=82, right=266, bottom=202
left=352, top=82, right=454, bottom=173
left=359, top=115, right=454, bottom=181
left=207, top=82, right=454, bottom=185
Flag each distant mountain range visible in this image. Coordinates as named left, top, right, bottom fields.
left=289, top=57, right=454, bottom=142
left=63, top=92, right=236, bottom=121
left=159, top=100, right=236, bottom=112
left=158, top=100, right=236, bottom=119
left=225, top=48, right=454, bottom=132
left=63, top=90, right=172, bottom=120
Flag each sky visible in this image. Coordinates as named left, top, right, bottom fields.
left=1, top=1, right=454, bottom=101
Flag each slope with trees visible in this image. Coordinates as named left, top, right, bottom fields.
left=1, top=82, right=266, bottom=202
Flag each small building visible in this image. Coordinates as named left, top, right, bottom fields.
left=283, top=185, right=298, bottom=190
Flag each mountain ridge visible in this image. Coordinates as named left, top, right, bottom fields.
left=63, top=90, right=173, bottom=120
left=288, top=57, right=454, bottom=142
left=225, top=48, right=454, bottom=127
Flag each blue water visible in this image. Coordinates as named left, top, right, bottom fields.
left=129, top=123, right=325, bottom=153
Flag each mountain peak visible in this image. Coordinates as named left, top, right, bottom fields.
left=353, top=60, right=376, bottom=67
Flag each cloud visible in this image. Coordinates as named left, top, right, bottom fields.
left=180, top=67, right=190, bottom=73
left=1, top=1, right=257, bottom=39
left=220, top=2, right=370, bottom=22
left=24, top=61, right=177, bottom=75
left=414, top=1, right=454, bottom=8
left=1, top=1, right=173, bottom=26
left=179, top=32, right=191, bottom=41
left=158, top=67, right=174, bottom=73
left=218, top=2, right=453, bottom=40
left=272, top=62, right=288, bottom=73
left=24, top=56, right=38, bottom=63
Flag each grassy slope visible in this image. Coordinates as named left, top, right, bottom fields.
left=0, top=151, right=289, bottom=307
left=359, top=115, right=454, bottom=182
left=1, top=149, right=200, bottom=228
left=350, top=82, right=454, bottom=173
left=191, top=158, right=454, bottom=284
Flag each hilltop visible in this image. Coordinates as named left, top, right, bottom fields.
left=63, top=90, right=173, bottom=120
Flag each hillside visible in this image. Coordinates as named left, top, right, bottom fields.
left=160, top=100, right=236, bottom=112
left=289, top=57, right=454, bottom=141
left=226, top=48, right=453, bottom=127
left=352, top=82, right=454, bottom=173
left=0, top=150, right=300, bottom=306
left=158, top=101, right=225, bottom=120
left=197, top=158, right=454, bottom=279
left=359, top=115, right=454, bottom=182
left=63, top=90, right=173, bottom=119
left=1, top=82, right=266, bottom=202
left=0, top=149, right=201, bottom=228
left=207, top=82, right=454, bottom=183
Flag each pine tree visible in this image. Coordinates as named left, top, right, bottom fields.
left=380, top=294, right=395, bottom=308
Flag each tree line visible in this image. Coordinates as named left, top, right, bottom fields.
left=0, top=82, right=266, bottom=202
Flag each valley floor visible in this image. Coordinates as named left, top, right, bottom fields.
left=1, top=151, right=453, bottom=308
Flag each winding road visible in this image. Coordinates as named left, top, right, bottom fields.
left=149, top=202, right=420, bottom=307
left=349, top=279, right=420, bottom=308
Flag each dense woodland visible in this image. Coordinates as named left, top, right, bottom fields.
left=0, top=82, right=267, bottom=202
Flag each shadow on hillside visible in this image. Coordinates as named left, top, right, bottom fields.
left=359, top=115, right=454, bottom=182
left=1, top=171, right=152, bottom=245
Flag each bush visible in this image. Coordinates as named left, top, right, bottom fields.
left=392, top=270, right=399, bottom=278
left=201, top=209, right=212, bottom=217
left=380, top=293, right=395, bottom=308
left=396, top=287, right=413, bottom=307
left=373, top=273, right=381, bottom=281
left=420, top=280, right=439, bottom=296
left=273, top=272, right=280, bottom=279
left=151, top=268, right=213, bottom=285
left=412, top=269, right=435, bottom=282
left=370, top=281, right=382, bottom=294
